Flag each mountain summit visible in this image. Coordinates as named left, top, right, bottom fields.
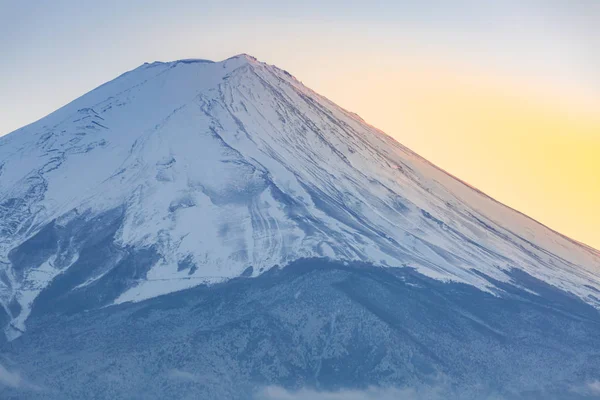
left=1, top=55, right=600, bottom=399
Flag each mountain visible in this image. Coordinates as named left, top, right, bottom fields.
left=1, top=54, right=599, bottom=399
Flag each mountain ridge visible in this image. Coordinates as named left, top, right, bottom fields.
left=2, top=52, right=595, bottom=256
left=1, top=53, right=599, bottom=342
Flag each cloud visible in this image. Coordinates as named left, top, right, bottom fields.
left=254, top=385, right=508, bottom=400
left=166, top=368, right=223, bottom=386
left=256, top=386, right=424, bottom=400
left=0, top=361, right=43, bottom=392
left=587, top=380, right=600, bottom=394
left=168, top=369, right=202, bottom=383
left=570, top=380, right=600, bottom=396
left=0, top=362, right=22, bottom=388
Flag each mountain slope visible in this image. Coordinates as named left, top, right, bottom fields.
left=3, top=259, right=600, bottom=400
left=0, top=54, right=599, bottom=346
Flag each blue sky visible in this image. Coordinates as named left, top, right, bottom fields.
left=1, top=0, right=598, bottom=135
left=1, top=0, right=599, bottom=248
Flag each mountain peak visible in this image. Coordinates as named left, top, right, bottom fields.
left=3, top=51, right=600, bottom=399
left=226, top=53, right=258, bottom=62
left=1, top=54, right=599, bottom=341
left=137, top=53, right=260, bottom=74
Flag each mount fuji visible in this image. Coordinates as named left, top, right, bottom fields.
left=1, top=54, right=599, bottom=399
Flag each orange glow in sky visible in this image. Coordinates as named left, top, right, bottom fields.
left=305, top=56, right=600, bottom=249
left=1, top=3, right=598, bottom=249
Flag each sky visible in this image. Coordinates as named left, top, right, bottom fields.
left=1, top=0, right=599, bottom=249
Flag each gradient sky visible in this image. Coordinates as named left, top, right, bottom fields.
left=1, top=1, right=599, bottom=249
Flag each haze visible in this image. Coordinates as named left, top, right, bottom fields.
left=1, top=0, right=598, bottom=249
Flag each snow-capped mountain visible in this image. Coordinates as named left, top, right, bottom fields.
left=1, top=54, right=599, bottom=342
left=2, top=54, right=600, bottom=400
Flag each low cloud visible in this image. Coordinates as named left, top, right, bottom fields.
left=0, top=361, right=44, bottom=392
left=256, top=386, right=426, bottom=400
left=570, top=380, right=600, bottom=396
left=0, top=362, right=22, bottom=388
left=166, top=368, right=224, bottom=386
left=168, top=369, right=202, bottom=383
left=255, top=385, right=507, bottom=400
left=588, top=380, right=600, bottom=393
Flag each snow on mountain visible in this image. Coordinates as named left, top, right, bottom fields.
left=1, top=54, right=599, bottom=340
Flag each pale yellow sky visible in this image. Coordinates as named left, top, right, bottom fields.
left=2, top=2, right=598, bottom=249
left=303, top=55, right=600, bottom=249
